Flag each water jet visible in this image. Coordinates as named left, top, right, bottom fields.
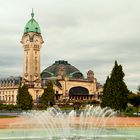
left=0, top=105, right=140, bottom=140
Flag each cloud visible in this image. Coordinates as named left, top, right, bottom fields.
left=0, top=0, right=140, bottom=92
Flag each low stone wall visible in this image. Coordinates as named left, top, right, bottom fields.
left=0, top=117, right=140, bottom=129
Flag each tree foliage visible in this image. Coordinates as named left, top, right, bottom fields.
left=137, top=85, right=140, bottom=94
left=128, top=93, right=140, bottom=116
left=17, top=85, right=33, bottom=110
left=101, top=76, right=111, bottom=107
left=41, top=81, right=55, bottom=108
left=101, top=61, right=129, bottom=111
left=0, top=103, right=17, bottom=111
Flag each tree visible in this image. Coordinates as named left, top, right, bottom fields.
left=0, top=101, right=4, bottom=110
left=137, top=85, right=140, bottom=94
left=17, top=84, right=33, bottom=110
left=101, top=76, right=112, bottom=107
left=41, top=81, right=55, bottom=108
left=101, top=61, right=129, bottom=111
left=128, top=93, right=140, bottom=116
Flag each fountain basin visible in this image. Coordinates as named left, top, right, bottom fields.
left=0, top=127, right=140, bottom=140
left=0, top=106, right=140, bottom=140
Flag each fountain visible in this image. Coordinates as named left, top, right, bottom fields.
left=0, top=105, right=140, bottom=140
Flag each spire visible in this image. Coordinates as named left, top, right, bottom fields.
left=31, top=9, right=34, bottom=18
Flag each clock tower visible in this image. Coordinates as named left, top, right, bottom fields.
left=21, top=11, right=43, bottom=87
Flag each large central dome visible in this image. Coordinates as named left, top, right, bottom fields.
left=41, top=60, right=84, bottom=79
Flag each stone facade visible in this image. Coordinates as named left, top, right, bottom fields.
left=0, top=77, right=21, bottom=104
left=21, top=32, right=43, bottom=84
left=41, top=60, right=103, bottom=102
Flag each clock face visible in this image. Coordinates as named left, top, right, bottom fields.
left=34, top=36, right=39, bottom=44
left=23, top=35, right=30, bottom=44
left=26, top=37, right=30, bottom=44
left=22, top=34, right=43, bottom=44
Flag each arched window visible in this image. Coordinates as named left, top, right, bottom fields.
left=69, top=86, right=89, bottom=95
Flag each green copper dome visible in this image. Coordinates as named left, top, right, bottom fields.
left=24, top=11, right=41, bottom=33
left=41, top=60, right=84, bottom=79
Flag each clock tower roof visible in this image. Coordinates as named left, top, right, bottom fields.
left=24, top=10, right=41, bottom=33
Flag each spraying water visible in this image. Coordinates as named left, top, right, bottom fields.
left=0, top=105, right=140, bottom=140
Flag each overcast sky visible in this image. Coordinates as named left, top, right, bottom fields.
left=0, top=0, right=140, bottom=92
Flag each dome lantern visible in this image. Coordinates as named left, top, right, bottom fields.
left=31, top=9, right=34, bottom=19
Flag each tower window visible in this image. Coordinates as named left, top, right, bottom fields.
left=26, top=58, right=28, bottom=72
left=35, top=57, right=37, bottom=72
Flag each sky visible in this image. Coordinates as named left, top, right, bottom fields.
left=0, top=0, right=140, bottom=92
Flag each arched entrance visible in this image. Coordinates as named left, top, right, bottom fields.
left=69, top=86, right=89, bottom=100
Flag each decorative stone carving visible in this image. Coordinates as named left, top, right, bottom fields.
left=87, top=70, right=94, bottom=81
